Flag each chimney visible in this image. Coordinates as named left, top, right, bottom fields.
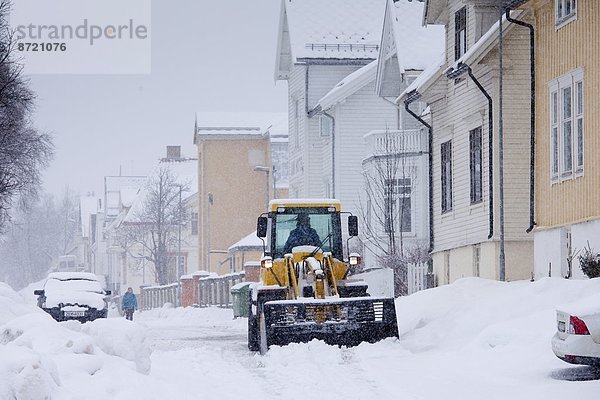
left=166, top=146, right=181, bottom=160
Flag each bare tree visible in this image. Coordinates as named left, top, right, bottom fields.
left=118, top=167, right=188, bottom=285
left=360, top=129, right=419, bottom=256
left=359, top=129, right=420, bottom=296
left=0, top=0, right=53, bottom=228
left=0, top=189, right=78, bottom=289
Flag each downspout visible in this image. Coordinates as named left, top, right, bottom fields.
left=506, top=9, right=536, bottom=233
left=403, top=99, right=434, bottom=253
left=304, top=64, right=310, bottom=115
left=465, top=66, right=495, bottom=240
left=447, top=63, right=494, bottom=239
left=323, top=111, right=336, bottom=197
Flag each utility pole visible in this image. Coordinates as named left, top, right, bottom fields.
left=498, top=7, right=506, bottom=281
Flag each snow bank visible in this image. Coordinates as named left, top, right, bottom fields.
left=396, top=277, right=600, bottom=352
left=0, top=282, right=153, bottom=399
left=256, top=278, right=600, bottom=400
left=3, top=277, right=600, bottom=399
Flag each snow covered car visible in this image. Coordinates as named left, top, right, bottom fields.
left=551, top=301, right=600, bottom=366
left=34, top=272, right=111, bottom=322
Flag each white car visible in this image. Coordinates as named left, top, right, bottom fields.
left=552, top=299, right=600, bottom=367
left=34, top=272, right=111, bottom=322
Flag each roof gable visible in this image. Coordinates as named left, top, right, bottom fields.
left=275, top=0, right=386, bottom=79
left=376, top=0, right=444, bottom=95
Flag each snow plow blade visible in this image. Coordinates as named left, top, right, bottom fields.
left=262, top=297, right=398, bottom=348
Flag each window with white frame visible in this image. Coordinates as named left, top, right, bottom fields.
left=556, top=0, right=577, bottom=27
left=319, top=114, right=333, bottom=137
left=384, top=178, right=412, bottom=233
left=441, top=140, right=452, bottom=213
left=549, top=68, right=584, bottom=182
left=469, top=127, right=483, bottom=204
left=454, top=7, right=467, bottom=61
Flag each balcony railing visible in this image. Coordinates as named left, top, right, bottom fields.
left=364, top=129, right=426, bottom=157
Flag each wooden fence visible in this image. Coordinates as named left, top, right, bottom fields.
left=407, top=262, right=428, bottom=295
left=140, top=283, right=179, bottom=310
left=197, top=272, right=245, bottom=308
left=140, top=271, right=246, bottom=310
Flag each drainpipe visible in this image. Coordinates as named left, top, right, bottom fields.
left=506, top=9, right=536, bottom=233
left=446, top=63, right=494, bottom=240
left=403, top=97, right=434, bottom=253
left=323, top=111, right=336, bottom=197
left=304, top=64, right=310, bottom=115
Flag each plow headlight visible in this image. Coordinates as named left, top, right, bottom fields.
left=261, top=256, right=273, bottom=269
left=349, top=253, right=362, bottom=266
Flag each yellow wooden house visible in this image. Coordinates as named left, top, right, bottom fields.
left=527, top=0, right=600, bottom=278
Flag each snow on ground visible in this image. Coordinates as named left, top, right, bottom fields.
left=1, top=277, right=600, bottom=399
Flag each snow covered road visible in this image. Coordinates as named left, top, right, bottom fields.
left=3, top=278, right=600, bottom=399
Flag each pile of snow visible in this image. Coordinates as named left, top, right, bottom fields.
left=256, top=278, right=600, bottom=399
left=3, top=277, right=600, bottom=399
left=0, top=282, right=152, bottom=399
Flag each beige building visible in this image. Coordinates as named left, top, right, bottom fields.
left=526, top=0, right=600, bottom=279
left=194, top=126, right=272, bottom=275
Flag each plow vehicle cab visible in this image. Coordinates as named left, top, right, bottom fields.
left=248, top=199, right=399, bottom=352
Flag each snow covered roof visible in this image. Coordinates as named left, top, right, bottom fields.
left=387, top=0, right=445, bottom=72
left=445, top=13, right=520, bottom=74
left=263, top=114, right=289, bottom=140
left=314, top=60, right=378, bottom=112
left=397, top=52, right=445, bottom=103
left=104, top=175, right=147, bottom=218
left=375, top=0, right=444, bottom=97
left=196, top=126, right=262, bottom=136
left=275, top=0, right=386, bottom=78
left=228, top=231, right=264, bottom=251
left=122, top=157, right=198, bottom=224
left=397, top=11, right=521, bottom=104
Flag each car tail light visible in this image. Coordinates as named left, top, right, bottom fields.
left=569, top=316, right=590, bottom=335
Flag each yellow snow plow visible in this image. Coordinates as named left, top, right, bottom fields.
left=247, top=199, right=398, bottom=352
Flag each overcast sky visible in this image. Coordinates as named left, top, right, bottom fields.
left=30, top=0, right=287, bottom=196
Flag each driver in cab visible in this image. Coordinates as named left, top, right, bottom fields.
left=283, top=213, right=321, bottom=254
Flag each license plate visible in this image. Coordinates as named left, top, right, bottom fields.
left=558, top=320, right=566, bottom=332
left=64, top=311, right=85, bottom=317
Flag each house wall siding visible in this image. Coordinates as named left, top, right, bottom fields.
left=287, top=63, right=365, bottom=197
left=429, top=64, right=494, bottom=252
left=425, top=2, right=533, bottom=282
left=197, top=138, right=271, bottom=274
left=533, top=0, right=600, bottom=228
left=288, top=63, right=306, bottom=197
left=335, top=81, right=398, bottom=215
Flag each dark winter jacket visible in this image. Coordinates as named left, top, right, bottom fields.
left=122, top=292, right=137, bottom=310
left=283, top=225, right=321, bottom=254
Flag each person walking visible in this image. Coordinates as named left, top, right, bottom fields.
left=122, top=287, right=137, bottom=321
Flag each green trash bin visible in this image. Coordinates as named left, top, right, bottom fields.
left=231, top=282, right=252, bottom=318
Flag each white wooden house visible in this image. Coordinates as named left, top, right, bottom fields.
left=397, top=0, right=534, bottom=284
left=274, top=0, right=387, bottom=204
left=359, top=0, right=444, bottom=267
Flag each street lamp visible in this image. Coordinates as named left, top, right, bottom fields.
left=207, top=192, right=213, bottom=272
left=254, top=165, right=271, bottom=209
left=177, top=185, right=183, bottom=280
